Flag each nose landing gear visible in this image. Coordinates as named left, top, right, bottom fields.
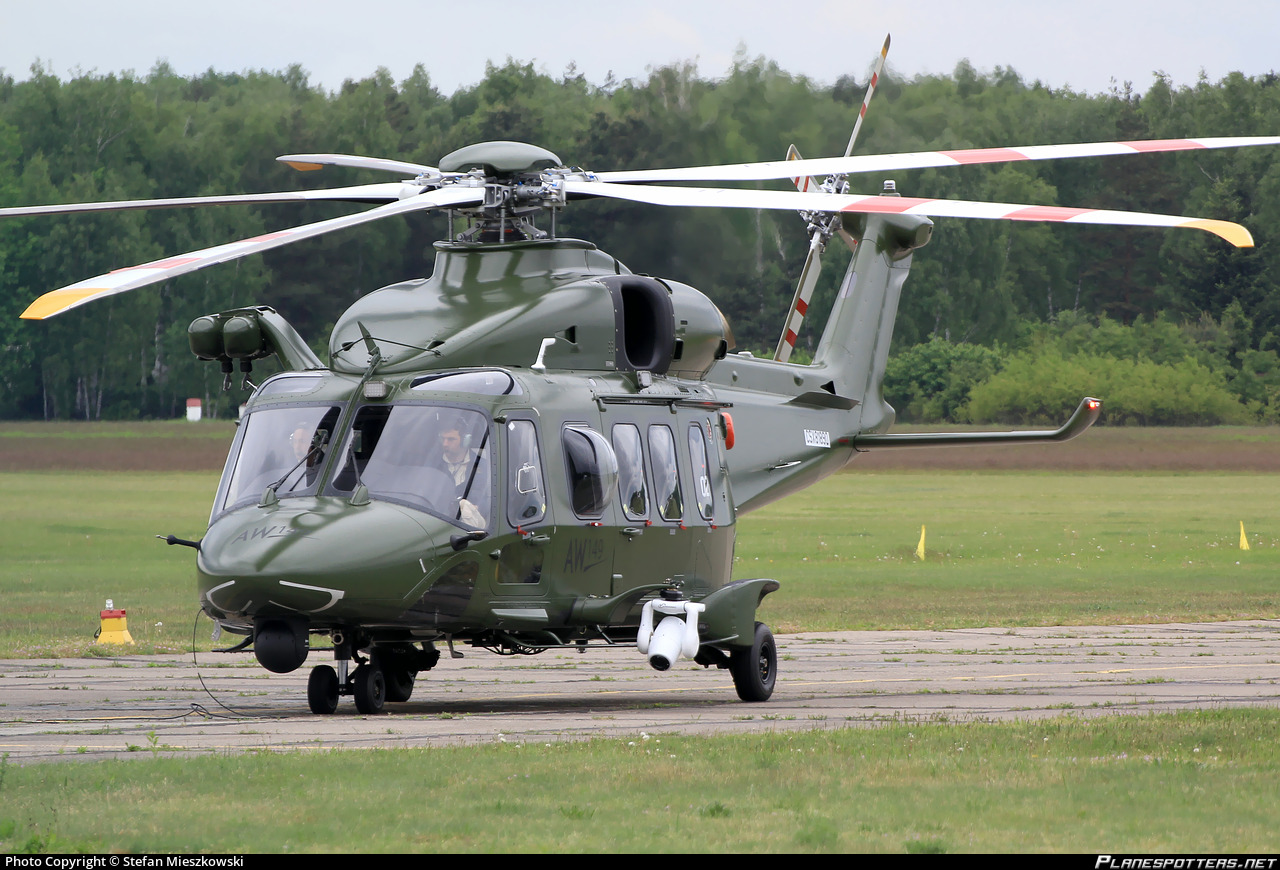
left=305, top=639, right=440, bottom=714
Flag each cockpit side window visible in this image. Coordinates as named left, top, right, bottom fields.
left=506, top=419, right=546, bottom=528
left=327, top=405, right=493, bottom=531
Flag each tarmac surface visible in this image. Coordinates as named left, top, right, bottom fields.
left=2, top=620, right=1278, bottom=764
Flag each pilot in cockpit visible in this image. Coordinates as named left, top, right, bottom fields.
left=438, top=419, right=490, bottom=529
left=289, top=421, right=325, bottom=485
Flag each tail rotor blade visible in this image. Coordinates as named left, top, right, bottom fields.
left=774, top=236, right=823, bottom=362
left=776, top=34, right=890, bottom=362
left=843, top=33, right=890, bottom=159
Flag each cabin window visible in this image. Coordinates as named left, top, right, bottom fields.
left=219, top=405, right=340, bottom=511
left=612, top=423, right=649, bottom=520
left=506, top=419, right=547, bottom=527
left=562, top=425, right=619, bottom=519
left=688, top=422, right=714, bottom=520
left=327, top=405, right=492, bottom=530
left=648, top=424, right=683, bottom=522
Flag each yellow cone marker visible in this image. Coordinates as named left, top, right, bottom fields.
left=916, top=525, right=926, bottom=561
left=1239, top=521, right=1251, bottom=551
left=96, top=599, right=135, bottom=645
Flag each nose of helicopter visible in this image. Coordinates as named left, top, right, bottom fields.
left=197, top=497, right=442, bottom=621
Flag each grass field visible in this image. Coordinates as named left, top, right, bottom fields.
left=1, top=422, right=1277, bottom=853
left=3, top=711, right=1279, bottom=852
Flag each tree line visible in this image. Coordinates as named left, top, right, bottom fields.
left=2, top=54, right=1278, bottom=423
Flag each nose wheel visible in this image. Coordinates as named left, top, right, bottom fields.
left=351, top=662, right=387, bottom=714
left=307, top=665, right=340, bottom=714
left=306, top=652, right=419, bottom=714
left=306, top=661, right=388, bottom=714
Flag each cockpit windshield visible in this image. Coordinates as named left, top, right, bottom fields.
left=214, top=403, right=493, bottom=531
left=217, top=405, right=340, bottom=511
left=327, top=405, right=493, bottom=531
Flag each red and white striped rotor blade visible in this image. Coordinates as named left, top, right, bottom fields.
left=774, top=235, right=824, bottom=363
left=842, top=33, right=890, bottom=159
left=597, top=136, right=1280, bottom=184
left=787, top=144, right=824, bottom=194
left=20, top=187, right=484, bottom=320
left=563, top=180, right=1254, bottom=246
left=0, top=183, right=414, bottom=219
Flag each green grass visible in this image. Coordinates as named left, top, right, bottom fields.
left=3, top=710, right=1278, bottom=852
left=0, top=472, right=216, bottom=657
left=1, top=469, right=1276, bottom=655
left=737, top=471, right=1280, bottom=631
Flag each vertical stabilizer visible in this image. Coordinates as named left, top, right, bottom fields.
left=810, top=209, right=932, bottom=433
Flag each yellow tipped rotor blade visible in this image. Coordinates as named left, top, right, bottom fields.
left=20, top=288, right=109, bottom=320
left=1182, top=219, right=1254, bottom=248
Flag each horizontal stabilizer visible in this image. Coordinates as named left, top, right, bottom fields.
left=852, top=398, right=1101, bottom=448
left=786, top=390, right=858, bottom=411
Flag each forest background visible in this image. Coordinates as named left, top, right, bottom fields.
left=2, top=55, right=1279, bottom=425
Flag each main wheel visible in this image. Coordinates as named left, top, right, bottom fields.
left=352, top=663, right=386, bottom=714
left=385, top=668, right=415, bottom=703
left=307, top=665, right=339, bottom=715
left=729, top=622, right=777, bottom=702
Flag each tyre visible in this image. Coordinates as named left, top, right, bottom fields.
left=307, top=665, right=339, bottom=715
left=729, top=622, right=777, bottom=702
left=352, top=663, right=386, bottom=714
left=385, top=668, right=415, bottom=703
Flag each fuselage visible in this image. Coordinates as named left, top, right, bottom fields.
left=195, top=221, right=925, bottom=651
left=198, top=365, right=739, bottom=642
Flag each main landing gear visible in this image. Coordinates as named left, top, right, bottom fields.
left=306, top=640, right=440, bottom=714
left=728, top=622, right=777, bottom=702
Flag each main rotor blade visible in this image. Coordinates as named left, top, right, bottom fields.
left=0, top=183, right=413, bottom=219
left=20, top=187, right=484, bottom=320
left=596, top=136, right=1280, bottom=184
left=278, top=153, right=439, bottom=176
left=563, top=180, right=1254, bottom=246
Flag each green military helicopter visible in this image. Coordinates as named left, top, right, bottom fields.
left=12, top=86, right=1280, bottom=713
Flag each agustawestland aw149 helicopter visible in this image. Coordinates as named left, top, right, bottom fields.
left=11, top=41, right=1280, bottom=713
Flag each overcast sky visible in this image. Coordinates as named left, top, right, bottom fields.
left=2, top=0, right=1277, bottom=101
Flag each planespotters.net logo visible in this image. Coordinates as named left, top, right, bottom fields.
left=1096, top=859, right=1277, bottom=869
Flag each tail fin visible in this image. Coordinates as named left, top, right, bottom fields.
left=809, top=208, right=932, bottom=433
